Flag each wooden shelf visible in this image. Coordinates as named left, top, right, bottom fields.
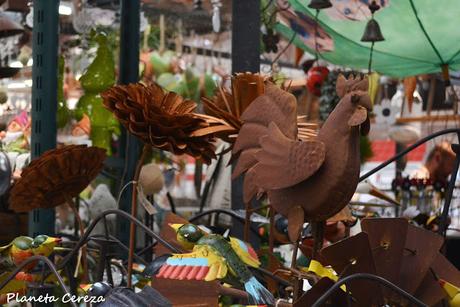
left=396, top=114, right=460, bottom=123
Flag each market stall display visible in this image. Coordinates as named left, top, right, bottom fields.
left=2, top=0, right=460, bottom=306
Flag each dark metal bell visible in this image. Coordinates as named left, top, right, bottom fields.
left=361, top=18, right=385, bottom=42
left=308, top=0, right=333, bottom=9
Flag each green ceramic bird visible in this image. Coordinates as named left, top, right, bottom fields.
left=156, top=224, right=274, bottom=305
left=31, top=235, right=61, bottom=257
left=76, top=31, right=118, bottom=155
left=0, top=236, right=33, bottom=271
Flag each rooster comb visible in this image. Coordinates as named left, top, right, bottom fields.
left=336, top=74, right=369, bottom=98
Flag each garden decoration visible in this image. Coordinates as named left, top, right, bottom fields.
left=101, top=82, right=233, bottom=287
left=232, top=74, right=370, bottom=257
left=102, top=82, right=232, bottom=164
left=76, top=32, right=119, bottom=155
left=0, top=235, right=61, bottom=303
left=202, top=72, right=318, bottom=145
left=155, top=223, right=274, bottom=305
left=9, top=144, right=106, bottom=282
left=320, top=218, right=460, bottom=306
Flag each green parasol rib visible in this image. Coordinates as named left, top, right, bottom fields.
left=408, top=0, right=445, bottom=64
left=277, top=0, right=460, bottom=77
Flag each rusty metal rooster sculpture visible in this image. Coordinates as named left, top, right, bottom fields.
left=232, top=74, right=371, bottom=244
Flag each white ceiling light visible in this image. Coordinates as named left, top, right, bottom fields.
left=59, top=3, right=72, bottom=16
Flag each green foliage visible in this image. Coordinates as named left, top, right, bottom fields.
left=146, top=26, right=161, bottom=50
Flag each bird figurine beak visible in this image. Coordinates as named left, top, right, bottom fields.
left=80, top=284, right=92, bottom=293
left=169, top=223, right=184, bottom=232
left=53, top=237, right=62, bottom=244
left=439, top=279, right=460, bottom=301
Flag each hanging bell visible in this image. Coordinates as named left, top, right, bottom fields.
left=361, top=18, right=385, bottom=42
left=308, top=0, right=333, bottom=10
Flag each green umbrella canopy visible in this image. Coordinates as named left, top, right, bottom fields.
left=275, top=0, right=460, bottom=78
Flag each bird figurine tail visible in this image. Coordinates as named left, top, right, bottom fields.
left=244, top=276, right=275, bottom=306
left=439, top=279, right=460, bottom=307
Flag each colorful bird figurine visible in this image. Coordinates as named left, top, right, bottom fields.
left=155, top=224, right=274, bottom=305
left=439, top=279, right=460, bottom=307
left=0, top=236, right=33, bottom=271
left=31, top=235, right=61, bottom=257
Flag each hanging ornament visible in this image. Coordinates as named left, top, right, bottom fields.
left=361, top=1, right=385, bottom=73
left=262, top=28, right=280, bottom=53
left=368, top=72, right=380, bottom=106
left=211, top=0, right=222, bottom=33
left=295, top=47, right=305, bottom=67
left=403, top=76, right=417, bottom=113
left=306, top=66, right=329, bottom=96
left=373, top=98, right=399, bottom=126
left=361, top=1, right=385, bottom=42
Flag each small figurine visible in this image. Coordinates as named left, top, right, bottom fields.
left=155, top=223, right=274, bottom=305
left=0, top=235, right=61, bottom=271
left=0, top=236, right=33, bottom=271
left=0, top=111, right=30, bottom=153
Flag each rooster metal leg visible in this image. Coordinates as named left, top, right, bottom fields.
left=244, top=202, right=251, bottom=242
left=311, top=221, right=325, bottom=260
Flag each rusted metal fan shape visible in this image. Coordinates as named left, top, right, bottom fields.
left=321, top=218, right=460, bottom=306
left=9, top=145, right=106, bottom=212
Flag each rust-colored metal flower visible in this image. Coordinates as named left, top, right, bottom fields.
left=9, top=145, right=106, bottom=212
left=202, top=73, right=266, bottom=142
left=202, top=73, right=318, bottom=143
left=102, top=83, right=232, bottom=163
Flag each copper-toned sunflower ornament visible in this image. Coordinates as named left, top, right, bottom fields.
left=202, top=73, right=318, bottom=144
left=101, top=83, right=232, bottom=164
left=10, top=145, right=106, bottom=212
left=202, top=72, right=266, bottom=142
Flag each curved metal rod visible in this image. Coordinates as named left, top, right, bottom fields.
left=0, top=255, right=77, bottom=307
left=88, top=234, right=148, bottom=266
left=311, top=273, right=427, bottom=307
left=250, top=266, right=291, bottom=287
left=56, top=209, right=181, bottom=271
left=359, top=128, right=460, bottom=182
left=189, top=209, right=262, bottom=236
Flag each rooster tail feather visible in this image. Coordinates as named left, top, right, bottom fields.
left=244, top=276, right=275, bottom=306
